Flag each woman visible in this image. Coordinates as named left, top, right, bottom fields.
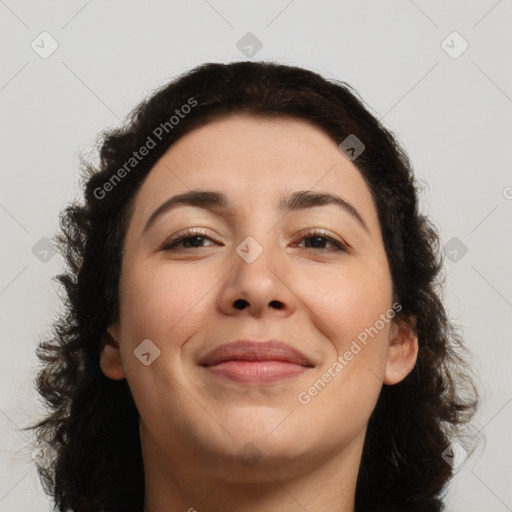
left=27, top=60, right=479, bottom=512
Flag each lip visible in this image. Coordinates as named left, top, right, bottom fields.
left=198, top=340, right=314, bottom=384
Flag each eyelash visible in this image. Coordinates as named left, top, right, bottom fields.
left=161, top=228, right=348, bottom=252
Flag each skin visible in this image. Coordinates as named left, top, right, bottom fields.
left=100, top=114, right=418, bottom=512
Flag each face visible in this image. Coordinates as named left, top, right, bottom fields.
left=100, top=114, right=418, bottom=482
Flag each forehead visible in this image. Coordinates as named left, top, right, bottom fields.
left=127, top=114, right=380, bottom=235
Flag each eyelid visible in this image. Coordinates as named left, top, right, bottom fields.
left=291, top=228, right=350, bottom=252
left=160, top=227, right=219, bottom=249
left=161, top=227, right=350, bottom=253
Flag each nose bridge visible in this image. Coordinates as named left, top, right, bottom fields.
left=232, top=201, right=281, bottom=267
left=213, top=191, right=297, bottom=319
left=233, top=231, right=278, bottom=288
left=217, top=222, right=295, bottom=316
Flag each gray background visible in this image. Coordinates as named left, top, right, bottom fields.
left=1, top=0, right=511, bottom=510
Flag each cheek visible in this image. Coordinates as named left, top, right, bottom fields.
left=116, top=263, right=212, bottom=421
left=119, top=260, right=211, bottom=344
left=295, top=267, right=392, bottom=434
left=295, top=261, right=393, bottom=411
left=300, top=262, right=393, bottom=348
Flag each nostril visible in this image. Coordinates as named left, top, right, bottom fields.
left=269, top=300, right=283, bottom=309
left=234, top=299, right=248, bottom=310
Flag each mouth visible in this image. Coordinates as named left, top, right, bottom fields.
left=198, top=339, right=314, bottom=384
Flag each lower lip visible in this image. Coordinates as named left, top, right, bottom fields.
left=203, top=360, right=311, bottom=384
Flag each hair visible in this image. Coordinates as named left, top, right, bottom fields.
left=25, top=60, right=479, bottom=512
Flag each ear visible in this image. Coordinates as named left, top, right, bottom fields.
left=99, top=324, right=126, bottom=380
left=383, top=316, right=418, bottom=385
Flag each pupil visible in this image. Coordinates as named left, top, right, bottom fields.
left=187, top=236, right=203, bottom=247
left=308, top=236, right=324, bottom=248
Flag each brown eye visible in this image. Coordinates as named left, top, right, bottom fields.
left=161, top=229, right=217, bottom=251
left=293, top=230, right=348, bottom=252
left=161, top=229, right=348, bottom=252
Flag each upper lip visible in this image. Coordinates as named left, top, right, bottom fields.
left=198, top=340, right=314, bottom=367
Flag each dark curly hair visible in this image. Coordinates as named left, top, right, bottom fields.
left=24, top=60, right=479, bottom=512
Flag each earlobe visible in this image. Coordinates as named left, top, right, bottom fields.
left=99, top=327, right=126, bottom=380
left=383, top=318, right=418, bottom=385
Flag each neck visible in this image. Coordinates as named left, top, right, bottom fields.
left=140, top=424, right=364, bottom=512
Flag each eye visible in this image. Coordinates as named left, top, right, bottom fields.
left=160, top=228, right=218, bottom=251
left=292, top=229, right=348, bottom=252
left=161, top=228, right=348, bottom=252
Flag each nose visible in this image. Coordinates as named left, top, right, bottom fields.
left=217, top=238, right=297, bottom=318
left=233, top=297, right=284, bottom=311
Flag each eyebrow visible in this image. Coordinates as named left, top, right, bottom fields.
left=141, top=189, right=370, bottom=237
